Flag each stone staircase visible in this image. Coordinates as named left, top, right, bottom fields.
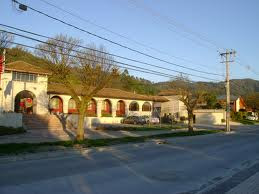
left=23, top=114, right=66, bottom=131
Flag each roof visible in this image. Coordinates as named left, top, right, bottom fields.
left=47, top=83, right=168, bottom=102
left=5, top=61, right=51, bottom=75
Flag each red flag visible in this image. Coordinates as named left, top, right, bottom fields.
left=0, top=55, right=3, bottom=74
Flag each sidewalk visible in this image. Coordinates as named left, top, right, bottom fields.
left=0, top=127, right=188, bottom=144
left=227, top=172, right=259, bottom=194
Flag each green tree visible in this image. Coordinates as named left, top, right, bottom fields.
left=244, top=92, right=259, bottom=112
left=203, top=93, right=217, bottom=109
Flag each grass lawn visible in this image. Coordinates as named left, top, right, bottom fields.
left=96, top=124, right=187, bottom=131
left=0, top=129, right=222, bottom=156
left=235, top=119, right=256, bottom=125
left=0, top=126, right=26, bottom=136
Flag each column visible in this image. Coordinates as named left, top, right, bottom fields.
left=96, top=99, right=102, bottom=118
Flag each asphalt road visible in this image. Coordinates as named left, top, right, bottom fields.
left=0, top=125, right=259, bottom=194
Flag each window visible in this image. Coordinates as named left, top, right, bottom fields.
left=12, top=72, right=37, bottom=82
left=142, top=102, right=151, bottom=111
left=129, top=101, right=139, bottom=111
left=87, top=99, right=96, bottom=111
left=102, top=99, right=111, bottom=113
left=68, top=98, right=77, bottom=109
left=50, top=98, right=60, bottom=109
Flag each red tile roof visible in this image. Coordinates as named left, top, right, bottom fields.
left=48, top=83, right=168, bottom=102
left=5, top=61, right=51, bottom=75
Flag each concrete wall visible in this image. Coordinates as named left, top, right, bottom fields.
left=0, top=71, right=49, bottom=114
left=160, top=96, right=188, bottom=118
left=194, top=109, right=226, bottom=125
left=66, top=114, right=123, bottom=129
left=0, top=112, right=23, bottom=128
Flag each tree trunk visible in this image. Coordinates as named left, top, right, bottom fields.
left=188, top=111, right=194, bottom=133
left=76, top=110, right=85, bottom=141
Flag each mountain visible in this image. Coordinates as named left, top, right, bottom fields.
left=5, top=47, right=259, bottom=96
left=154, top=79, right=259, bottom=96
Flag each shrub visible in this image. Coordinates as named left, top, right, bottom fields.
left=180, top=116, right=186, bottom=121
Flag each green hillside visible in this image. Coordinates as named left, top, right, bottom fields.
left=5, top=47, right=259, bottom=96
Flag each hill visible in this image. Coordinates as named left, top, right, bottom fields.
left=5, top=47, right=258, bottom=96
left=154, top=79, right=259, bottom=96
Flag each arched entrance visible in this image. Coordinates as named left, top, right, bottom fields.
left=86, top=99, right=97, bottom=117
left=15, top=90, right=36, bottom=114
left=102, top=99, right=112, bottom=116
left=129, top=101, right=139, bottom=111
left=49, top=96, right=63, bottom=113
left=142, top=102, right=152, bottom=112
left=116, top=100, right=125, bottom=117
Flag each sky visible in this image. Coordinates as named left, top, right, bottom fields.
left=1, top=0, right=259, bottom=83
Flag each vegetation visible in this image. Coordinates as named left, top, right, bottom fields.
left=231, top=111, right=257, bottom=125
left=155, top=79, right=259, bottom=96
left=203, top=93, right=222, bottom=109
left=35, top=34, right=118, bottom=140
left=0, top=126, right=26, bottom=136
left=0, top=31, right=14, bottom=53
left=0, top=130, right=222, bottom=155
left=244, top=92, right=259, bottom=112
left=5, top=47, right=259, bottom=97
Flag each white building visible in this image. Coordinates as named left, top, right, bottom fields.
left=0, top=61, right=167, bottom=128
left=0, top=61, right=226, bottom=128
left=157, top=90, right=226, bottom=125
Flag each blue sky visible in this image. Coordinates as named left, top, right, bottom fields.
left=1, top=0, right=259, bottom=82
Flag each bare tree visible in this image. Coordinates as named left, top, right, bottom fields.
left=0, top=32, right=14, bottom=52
left=36, top=34, right=118, bottom=140
left=170, top=77, right=204, bottom=132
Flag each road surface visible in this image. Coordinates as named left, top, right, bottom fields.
left=0, top=125, right=258, bottom=194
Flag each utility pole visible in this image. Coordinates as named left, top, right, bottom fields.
left=220, top=49, right=236, bottom=132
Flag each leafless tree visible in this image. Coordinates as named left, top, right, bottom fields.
left=36, top=34, right=118, bottom=140
left=170, top=76, right=204, bottom=132
left=0, top=32, right=14, bottom=52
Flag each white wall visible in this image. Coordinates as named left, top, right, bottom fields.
left=160, top=96, right=188, bottom=118
left=194, top=109, right=226, bottom=125
left=0, top=71, right=49, bottom=114
left=0, top=112, right=23, bottom=128
left=49, top=94, right=153, bottom=118
left=66, top=114, right=123, bottom=129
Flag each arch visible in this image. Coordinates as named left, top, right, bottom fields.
left=129, top=101, right=139, bottom=111
left=14, top=90, right=36, bottom=114
left=86, top=99, right=97, bottom=117
left=68, top=98, right=78, bottom=114
left=102, top=99, right=112, bottom=116
left=116, top=100, right=125, bottom=117
left=142, top=102, right=152, bottom=112
left=49, top=96, right=63, bottom=113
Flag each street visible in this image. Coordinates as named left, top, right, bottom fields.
left=0, top=125, right=259, bottom=194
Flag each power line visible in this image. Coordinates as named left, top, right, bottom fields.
left=235, top=58, right=259, bottom=76
left=38, top=0, right=219, bottom=72
left=11, top=1, right=223, bottom=78
left=4, top=32, right=221, bottom=81
left=6, top=40, right=183, bottom=80
left=0, top=27, right=223, bottom=81
left=127, top=0, right=223, bottom=52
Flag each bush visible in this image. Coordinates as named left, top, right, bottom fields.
left=180, top=116, right=186, bottom=121
left=0, top=126, right=26, bottom=136
left=231, top=111, right=248, bottom=121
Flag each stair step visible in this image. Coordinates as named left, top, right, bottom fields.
left=23, top=114, right=66, bottom=131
